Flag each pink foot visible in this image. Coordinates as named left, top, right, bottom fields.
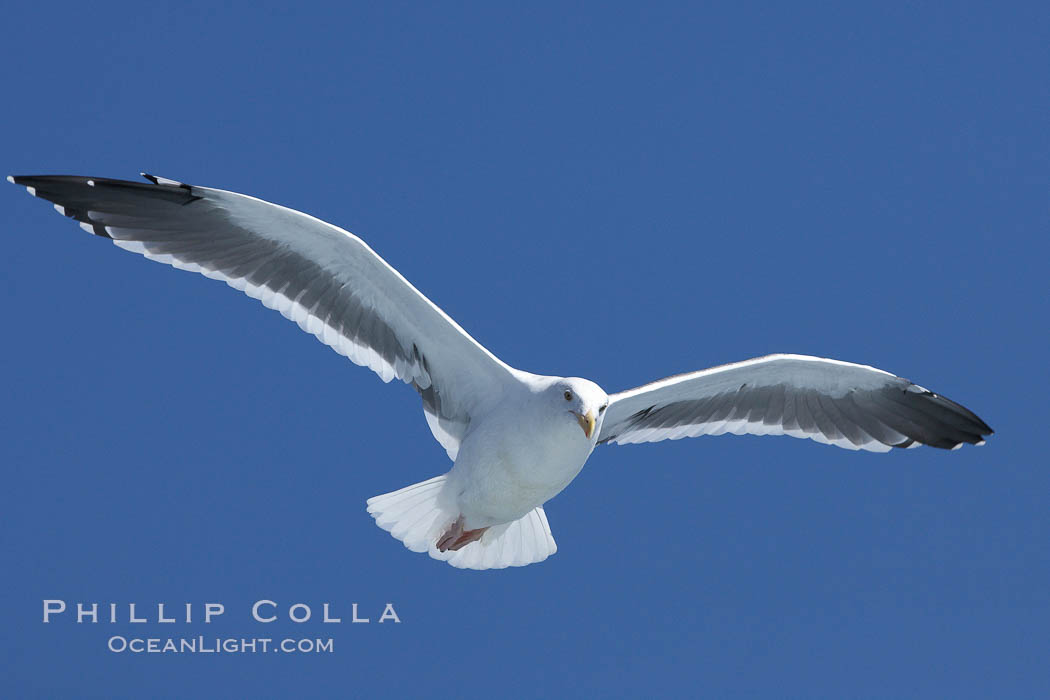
left=436, top=516, right=489, bottom=552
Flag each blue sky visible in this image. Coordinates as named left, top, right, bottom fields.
left=3, top=2, right=1047, bottom=697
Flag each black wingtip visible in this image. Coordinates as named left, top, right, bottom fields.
left=88, top=223, right=113, bottom=239
left=9, top=175, right=41, bottom=197
left=11, top=173, right=203, bottom=237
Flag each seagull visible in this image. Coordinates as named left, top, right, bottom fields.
left=9, top=173, right=993, bottom=570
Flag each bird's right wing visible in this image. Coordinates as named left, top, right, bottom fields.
left=598, top=354, right=992, bottom=452
left=10, top=173, right=516, bottom=460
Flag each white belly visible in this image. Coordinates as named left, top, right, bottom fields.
left=447, top=410, right=597, bottom=528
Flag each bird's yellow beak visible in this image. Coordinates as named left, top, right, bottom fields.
left=575, top=410, right=596, bottom=439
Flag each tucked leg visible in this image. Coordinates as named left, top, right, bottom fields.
left=436, top=515, right=489, bottom=552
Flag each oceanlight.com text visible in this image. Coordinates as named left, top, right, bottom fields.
left=107, top=636, right=334, bottom=654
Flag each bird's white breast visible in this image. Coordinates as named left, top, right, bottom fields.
left=446, top=387, right=599, bottom=529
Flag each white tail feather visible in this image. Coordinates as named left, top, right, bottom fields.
left=366, top=476, right=558, bottom=570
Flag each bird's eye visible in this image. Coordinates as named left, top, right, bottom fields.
left=564, top=390, right=573, bottom=401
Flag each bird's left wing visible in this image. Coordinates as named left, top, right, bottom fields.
left=10, top=173, right=516, bottom=460
left=598, top=354, right=992, bottom=452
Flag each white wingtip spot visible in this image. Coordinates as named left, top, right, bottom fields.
left=86, top=180, right=95, bottom=187
left=5, top=176, right=13, bottom=184
left=53, top=203, right=66, bottom=215
left=976, top=440, right=986, bottom=447
left=145, top=174, right=183, bottom=186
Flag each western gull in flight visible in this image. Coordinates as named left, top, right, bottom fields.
left=9, top=173, right=993, bottom=570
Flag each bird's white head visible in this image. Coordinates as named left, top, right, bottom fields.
left=552, top=377, right=609, bottom=441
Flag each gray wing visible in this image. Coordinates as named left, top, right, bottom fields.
left=598, top=354, right=992, bottom=452
left=10, top=173, right=516, bottom=460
